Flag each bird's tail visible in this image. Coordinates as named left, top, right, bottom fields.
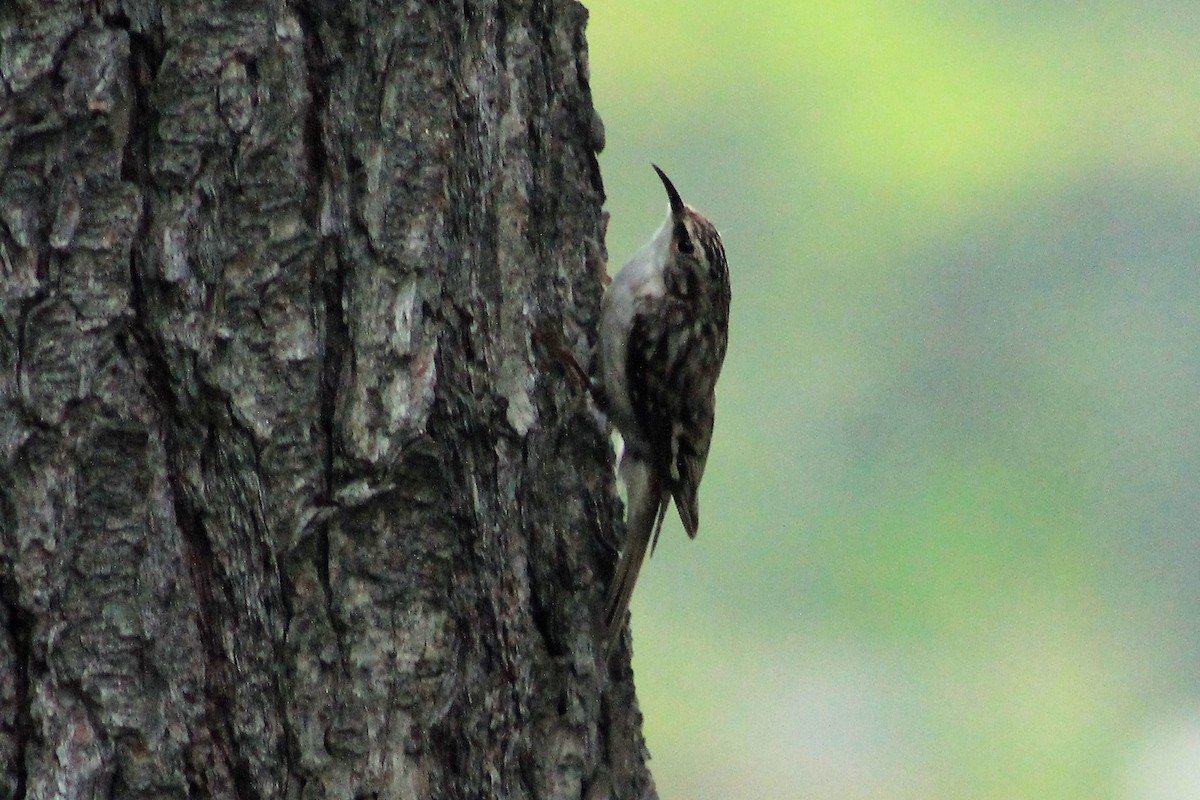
left=604, top=455, right=668, bottom=658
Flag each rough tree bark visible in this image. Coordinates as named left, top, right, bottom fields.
left=0, top=2, right=654, bottom=798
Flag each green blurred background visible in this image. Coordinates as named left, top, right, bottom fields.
left=585, top=3, right=1200, bottom=798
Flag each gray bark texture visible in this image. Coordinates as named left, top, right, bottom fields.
left=0, top=1, right=654, bottom=798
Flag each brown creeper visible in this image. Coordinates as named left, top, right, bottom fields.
left=599, top=165, right=730, bottom=656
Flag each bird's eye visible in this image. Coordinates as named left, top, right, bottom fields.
left=675, top=223, right=694, bottom=254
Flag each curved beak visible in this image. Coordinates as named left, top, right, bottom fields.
left=652, top=164, right=686, bottom=218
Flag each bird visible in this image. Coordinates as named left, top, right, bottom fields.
left=598, top=165, right=730, bottom=658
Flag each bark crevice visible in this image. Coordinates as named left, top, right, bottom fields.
left=0, top=579, right=33, bottom=800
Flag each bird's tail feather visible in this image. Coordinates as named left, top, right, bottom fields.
left=604, top=456, right=666, bottom=657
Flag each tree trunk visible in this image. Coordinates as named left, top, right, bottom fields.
left=0, top=2, right=652, bottom=798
